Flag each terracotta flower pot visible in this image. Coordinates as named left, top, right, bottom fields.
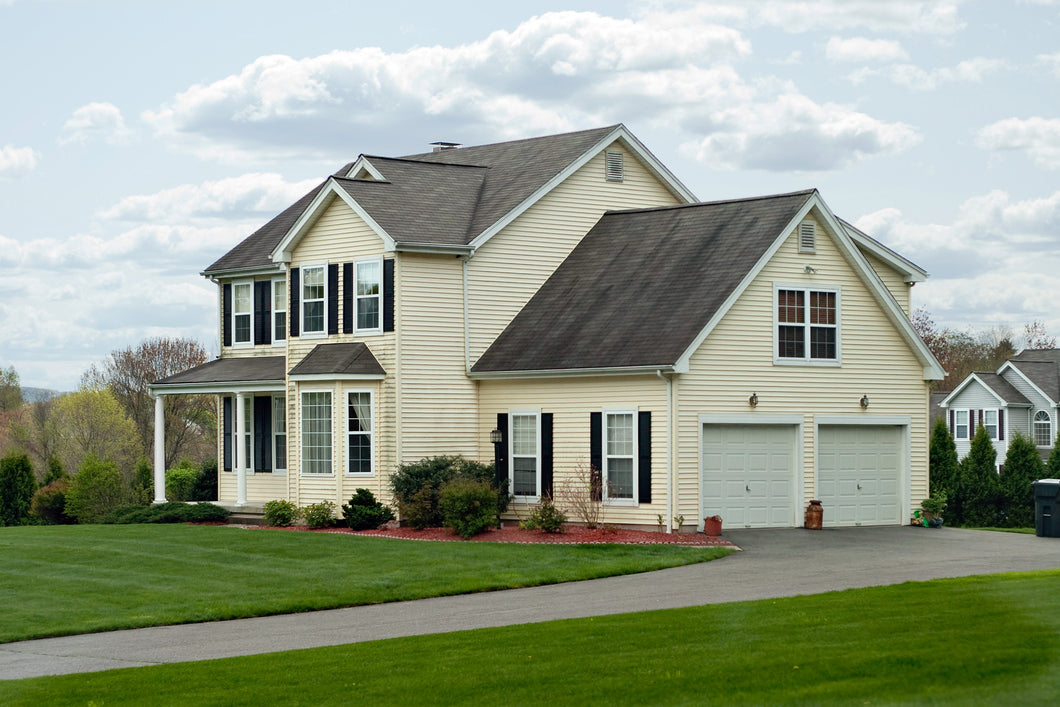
left=704, top=516, right=722, bottom=536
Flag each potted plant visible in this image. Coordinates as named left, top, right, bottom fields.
left=703, top=514, right=722, bottom=536
left=919, top=492, right=946, bottom=528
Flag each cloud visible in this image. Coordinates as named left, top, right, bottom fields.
left=850, top=57, right=1004, bottom=90
left=58, top=102, right=131, bottom=146
left=0, top=144, right=40, bottom=177
left=1037, top=52, right=1060, bottom=78
left=975, top=117, right=1060, bottom=169
left=688, top=0, right=966, bottom=34
left=826, top=37, right=908, bottom=63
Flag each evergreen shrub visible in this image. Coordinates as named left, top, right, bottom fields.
left=263, top=499, right=300, bottom=527
left=439, top=478, right=499, bottom=539
left=0, top=452, right=36, bottom=526
left=341, top=488, right=395, bottom=530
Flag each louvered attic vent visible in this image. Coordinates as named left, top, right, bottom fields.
left=605, top=150, right=624, bottom=182
left=798, top=221, right=816, bottom=254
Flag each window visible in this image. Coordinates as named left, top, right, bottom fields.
left=356, top=260, right=381, bottom=331
left=1035, top=410, right=1052, bottom=447
left=777, top=287, right=838, bottom=362
left=273, top=396, right=287, bottom=471
left=954, top=410, right=969, bottom=440
left=301, top=391, right=332, bottom=474
left=984, top=409, right=999, bottom=440
left=273, top=278, right=286, bottom=344
left=233, top=281, right=252, bottom=345
left=510, top=412, right=540, bottom=500
left=302, top=265, right=326, bottom=335
left=347, top=391, right=373, bottom=475
left=604, top=411, right=636, bottom=502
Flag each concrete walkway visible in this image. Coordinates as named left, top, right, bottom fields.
left=2, top=526, right=1058, bottom=680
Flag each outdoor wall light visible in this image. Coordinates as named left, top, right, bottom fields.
left=860, top=395, right=870, bottom=408
left=489, top=428, right=503, bottom=444
left=749, top=392, right=759, bottom=408
left=804, top=265, right=817, bottom=274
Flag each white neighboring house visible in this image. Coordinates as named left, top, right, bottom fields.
left=938, top=349, right=1060, bottom=465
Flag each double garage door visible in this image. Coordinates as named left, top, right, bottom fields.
left=701, top=423, right=903, bottom=528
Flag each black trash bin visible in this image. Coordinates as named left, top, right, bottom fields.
left=1032, top=479, right=1060, bottom=538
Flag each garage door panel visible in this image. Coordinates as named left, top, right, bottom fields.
left=702, top=424, right=797, bottom=529
left=818, top=425, right=902, bottom=527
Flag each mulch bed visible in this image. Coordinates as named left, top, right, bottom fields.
left=260, top=523, right=735, bottom=547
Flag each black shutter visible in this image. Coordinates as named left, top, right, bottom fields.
left=494, top=413, right=509, bottom=489
left=342, top=262, right=353, bottom=334
left=969, top=410, right=975, bottom=436
left=253, top=396, right=272, bottom=473
left=999, top=409, right=1005, bottom=441
left=327, top=263, right=339, bottom=335
left=638, top=411, right=652, bottom=504
left=254, top=281, right=271, bottom=346
left=949, top=409, right=954, bottom=435
left=590, top=412, right=602, bottom=502
left=383, top=259, right=395, bottom=333
left=222, top=396, right=232, bottom=471
left=289, top=267, right=300, bottom=337
left=222, top=284, right=232, bottom=348
left=541, top=413, right=553, bottom=498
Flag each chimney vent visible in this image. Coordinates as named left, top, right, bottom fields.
left=430, top=141, right=461, bottom=152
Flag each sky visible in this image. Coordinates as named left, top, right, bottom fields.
left=1, top=0, right=1058, bottom=391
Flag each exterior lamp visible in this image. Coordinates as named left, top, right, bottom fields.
left=490, top=428, right=503, bottom=444
left=860, top=395, right=870, bottom=408
left=749, top=393, right=759, bottom=408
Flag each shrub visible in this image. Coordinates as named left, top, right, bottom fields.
left=43, top=455, right=66, bottom=485
left=302, top=500, right=337, bottom=529
left=192, top=459, right=218, bottom=502
left=999, top=432, right=1040, bottom=528
left=263, top=499, right=300, bottom=527
left=929, top=416, right=959, bottom=500
left=390, top=455, right=500, bottom=527
left=166, top=460, right=201, bottom=502
left=520, top=494, right=566, bottom=533
left=101, top=502, right=230, bottom=524
left=439, top=479, right=499, bottom=539
left=957, top=425, right=1001, bottom=527
left=131, top=458, right=153, bottom=504
left=64, top=455, right=135, bottom=524
left=556, top=461, right=606, bottom=529
left=0, top=452, right=36, bottom=526
left=342, top=488, right=395, bottom=530
left=31, top=478, right=74, bottom=524
left=401, top=487, right=440, bottom=530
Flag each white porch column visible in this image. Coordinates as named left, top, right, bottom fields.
left=235, top=391, right=247, bottom=506
left=153, top=394, right=167, bottom=504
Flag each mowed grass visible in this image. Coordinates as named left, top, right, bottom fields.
left=3, top=570, right=1057, bottom=706
left=0, top=524, right=729, bottom=643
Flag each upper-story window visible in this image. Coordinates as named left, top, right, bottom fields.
left=954, top=410, right=969, bottom=440
left=356, top=259, right=381, bottom=332
left=776, top=287, right=838, bottom=363
left=302, top=265, right=326, bottom=335
left=1035, top=410, right=1052, bottom=447
left=273, top=278, right=286, bottom=344
left=232, top=281, right=253, bottom=346
left=983, top=409, right=999, bottom=440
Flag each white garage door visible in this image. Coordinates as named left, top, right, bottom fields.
left=701, top=424, right=797, bottom=528
left=817, top=425, right=902, bottom=526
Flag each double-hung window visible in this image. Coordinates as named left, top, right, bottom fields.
left=356, top=259, right=382, bottom=332
left=232, top=281, right=253, bottom=346
left=510, top=411, right=540, bottom=500
left=301, top=391, right=332, bottom=474
left=347, top=391, right=373, bottom=475
left=954, top=410, right=969, bottom=440
left=272, top=278, right=286, bottom=344
left=776, top=286, right=838, bottom=362
left=1035, top=410, right=1052, bottom=447
left=302, top=265, right=326, bottom=335
left=604, top=410, right=636, bottom=503
left=273, top=396, right=287, bottom=471
left=983, top=410, right=999, bottom=440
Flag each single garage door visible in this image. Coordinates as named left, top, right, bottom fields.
left=817, top=425, right=902, bottom=526
left=701, top=424, right=797, bottom=528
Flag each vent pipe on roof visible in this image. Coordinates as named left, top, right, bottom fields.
left=430, top=141, right=461, bottom=152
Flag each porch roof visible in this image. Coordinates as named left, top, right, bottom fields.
left=150, top=356, right=286, bottom=394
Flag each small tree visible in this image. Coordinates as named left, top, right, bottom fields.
left=929, top=416, right=959, bottom=500
left=1047, top=433, right=1060, bottom=479
left=999, top=432, right=1041, bottom=528
left=958, top=425, right=1001, bottom=527
left=0, top=451, right=36, bottom=526
left=0, top=366, right=22, bottom=412
left=65, top=455, right=134, bottom=524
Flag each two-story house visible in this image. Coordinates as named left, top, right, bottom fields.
left=150, top=124, right=944, bottom=530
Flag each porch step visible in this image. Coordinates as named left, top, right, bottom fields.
left=220, top=504, right=268, bottom=526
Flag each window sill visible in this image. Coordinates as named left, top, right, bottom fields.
left=773, top=357, right=841, bottom=367
left=511, top=496, right=541, bottom=504
left=300, top=472, right=335, bottom=477
left=604, top=498, right=637, bottom=507
left=300, top=331, right=326, bottom=339
left=345, top=472, right=375, bottom=478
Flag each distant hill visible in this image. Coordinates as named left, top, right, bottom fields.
left=22, top=387, right=62, bottom=403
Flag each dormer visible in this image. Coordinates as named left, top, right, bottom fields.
left=342, top=156, right=387, bottom=182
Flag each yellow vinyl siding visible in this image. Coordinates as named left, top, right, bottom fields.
left=863, top=251, right=912, bottom=314
left=478, top=376, right=669, bottom=527
left=467, top=143, right=681, bottom=364
left=291, top=197, right=387, bottom=264
left=675, top=220, right=931, bottom=522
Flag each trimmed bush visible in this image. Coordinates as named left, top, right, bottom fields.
left=390, top=455, right=502, bottom=527
left=65, top=456, right=136, bottom=524
left=30, top=478, right=74, bottom=525
left=302, top=500, right=337, bottom=529
left=957, top=425, right=1000, bottom=527
left=520, top=494, right=566, bottom=533
left=263, top=499, right=300, bottom=527
left=166, top=461, right=201, bottom=502
left=342, top=489, right=395, bottom=531
left=0, top=452, right=36, bottom=526
left=101, top=502, right=230, bottom=524
left=439, top=478, right=499, bottom=539
left=999, top=432, right=1039, bottom=528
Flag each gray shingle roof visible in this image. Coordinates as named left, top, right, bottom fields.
left=288, top=343, right=385, bottom=377
left=202, top=125, right=622, bottom=275
left=472, top=190, right=816, bottom=373
left=974, top=372, right=1032, bottom=406
left=152, top=356, right=286, bottom=387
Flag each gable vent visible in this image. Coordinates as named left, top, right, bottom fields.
left=798, top=221, right=816, bottom=254
left=605, top=150, right=624, bottom=182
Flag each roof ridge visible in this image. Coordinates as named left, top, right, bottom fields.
left=602, top=189, right=817, bottom=217
left=361, top=155, right=490, bottom=169
left=399, top=124, right=622, bottom=159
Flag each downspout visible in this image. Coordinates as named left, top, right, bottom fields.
left=463, top=254, right=472, bottom=374
left=657, top=369, right=673, bottom=534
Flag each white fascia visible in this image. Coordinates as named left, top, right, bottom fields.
left=148, top=381, right=285, bottom=396
left=467, top=125, right=698, bottom=250
left=394, top=242, right=473, bottom=256
left=938, top=373, right=1010, bottom=409
left=469, top=365, right=674, bottom=380
left=203, top=263, right=286, bottom=280
left=342, top=156, right=387, bottom=181
left=289, top=373, right=385, bottom=383
left=271, top=178, right=396, bottom=263
left=998, top=361, right=1057, bottom=407
left=840, top=219, right=928, bottom=283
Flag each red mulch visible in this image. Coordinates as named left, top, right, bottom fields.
left=260, top=523, right=735, bottom=547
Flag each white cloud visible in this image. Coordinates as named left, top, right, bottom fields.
left=975, top=117, right=1060, bottom=169
left=852, top=57, right=1004, bottom=90
left=684, top=0, right=966, bottom=34
left=826, top=37, right=909, bottom=63
left=0, top=144, right=40, bottom=177
left=1038, top=52, right=1060, bottom=78
left=58, top=102, right=131, bottom=146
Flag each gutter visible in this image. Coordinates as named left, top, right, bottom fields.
left=470, top=364, right=676, bottom=380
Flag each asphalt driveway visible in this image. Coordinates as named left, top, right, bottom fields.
left=2, top=526, right=1058, bottom=680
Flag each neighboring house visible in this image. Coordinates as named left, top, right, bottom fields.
left=938, top=348, right=1060, bottom=465
left=150, top=124, right=944, bottom=530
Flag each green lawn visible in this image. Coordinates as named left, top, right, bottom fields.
left=0, top=524, right=729, bottom=643
left=3, top=570, right=1057, bottom=705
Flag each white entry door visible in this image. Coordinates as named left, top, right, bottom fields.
left=701, top=424, right=797, bottom=528
left=817, top=425, right=902, bottom=526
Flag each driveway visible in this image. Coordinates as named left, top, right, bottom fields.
left=2, top=526, right=1058, bottom=680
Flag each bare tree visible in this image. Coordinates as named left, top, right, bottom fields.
left=1023, top=320, right=1056, bottom=350
left=81, top=338, right=214, bottom=470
